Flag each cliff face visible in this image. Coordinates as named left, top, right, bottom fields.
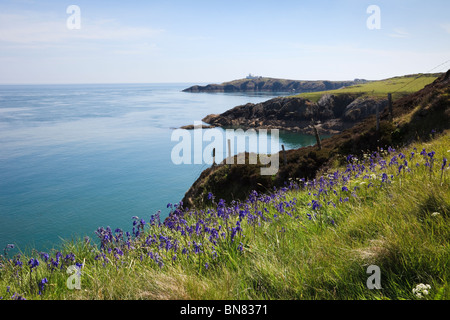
left=183, top=77, right=367, bottom=93
left=201, top=94, right=388, bottom=135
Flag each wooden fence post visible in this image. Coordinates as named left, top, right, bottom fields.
left=313, top=125, right=322, bottom=150
left=388, top=93, right=393, bottom=122
left=281, top=144, right=287, bottom=166
left=376, top=104, right=380, bottom=132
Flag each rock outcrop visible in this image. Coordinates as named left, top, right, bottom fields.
left=199, top=94, right=387, bottom=135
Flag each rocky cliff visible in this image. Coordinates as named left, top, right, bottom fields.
left=201, top=94, right=388, bottom=135
left=183, top=77, right=367, bottom=93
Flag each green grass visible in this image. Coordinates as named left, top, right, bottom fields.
left=296, top=74, right=440, bottom=102
left=1, top=132, right=449, bottom=300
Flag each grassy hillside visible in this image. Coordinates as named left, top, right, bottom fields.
left=296, top=73, right=441, bottom=102
left=183, top=71, right=449, bottom=207
left=1, top=132, right=448, bottom=300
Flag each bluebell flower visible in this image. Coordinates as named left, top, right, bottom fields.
left=11, top=293, right=26, bottom=300
left=193, top=241, right=202, bottom=254
left=311, top=199, right=321, bottom=211
left=28, top=258, right=39, bottom=270
left=39, top=252, right=49, bottom=262
left=38, top=278, right=48, bottom=295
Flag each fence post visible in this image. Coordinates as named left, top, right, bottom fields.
left=281, top=144, right=287, bottom=166
left=388, top=93, right=393, bottom=122
left=313, top=124, right=322, bottom=150
left=212, top=148, right=216, bottom=166
left=376, top=104, right=380, bottom=132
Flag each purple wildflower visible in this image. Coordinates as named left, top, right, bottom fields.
left=38, top=278, right=48, bottom=295
left=39, top=252, right=49, bottom=263
left=28, top=258, right=39, bottom=271
left=311, top=199, right=321, bottom=211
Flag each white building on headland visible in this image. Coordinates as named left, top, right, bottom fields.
left=246, top=73, right=262, bottom=80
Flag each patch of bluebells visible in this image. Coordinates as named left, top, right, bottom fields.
left=103, top=144, right=446, bottom=273
left=2, top=144, right=446, bottom=298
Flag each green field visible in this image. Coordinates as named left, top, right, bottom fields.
left=296, top=73, right=440, bottom=102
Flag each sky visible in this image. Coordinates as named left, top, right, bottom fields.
left=0, top=0, right=449, bottom=84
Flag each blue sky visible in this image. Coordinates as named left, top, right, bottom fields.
left=0, top=0, right=449, bottom=84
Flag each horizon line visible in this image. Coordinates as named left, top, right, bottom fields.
left=0, top=71, right=444, bottom=86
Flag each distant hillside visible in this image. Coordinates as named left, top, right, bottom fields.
left=296, top=73, right=442, bottom=102
left=182, top=77, right=368, bottom=93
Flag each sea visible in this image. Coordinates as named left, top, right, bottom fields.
left=0, top=83, right=321, bottom=253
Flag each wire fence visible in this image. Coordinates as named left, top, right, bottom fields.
left=391, top=59, right=450, bottom=94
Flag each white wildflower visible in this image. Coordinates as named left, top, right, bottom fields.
left=431, top=212, right=440, bottom=217
left=413, top=283, right=431, bottom=298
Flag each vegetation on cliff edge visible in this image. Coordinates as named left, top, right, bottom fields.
left=1, top=131, right=448, bottom=300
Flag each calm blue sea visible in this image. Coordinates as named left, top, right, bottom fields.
left=0, top=83, right=319, bottom=252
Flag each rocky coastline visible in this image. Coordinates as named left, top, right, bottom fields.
left=181, top=94, right=388, bottom=135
